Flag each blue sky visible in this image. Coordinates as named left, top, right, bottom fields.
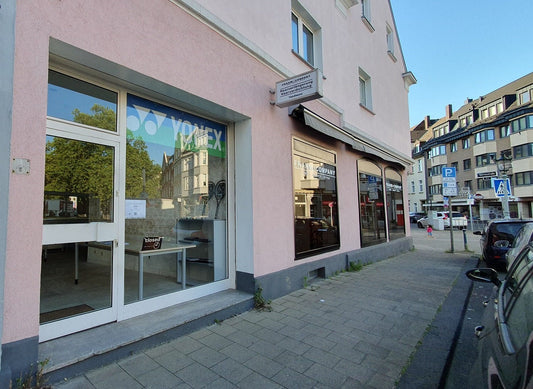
left=390, top=0, right=533, bottom=127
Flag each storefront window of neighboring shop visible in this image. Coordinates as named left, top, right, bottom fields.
left=293, top=138, right=340, bottom=259
left=124, top=94, right=228, bottom=303
left=358, top=160, right=386, bottom=247
left=385, top=168, right=405, bottom=240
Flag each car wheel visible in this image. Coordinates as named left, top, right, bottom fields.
left=417, top=221, right=423, bottom=228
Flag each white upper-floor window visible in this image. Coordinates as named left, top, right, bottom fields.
left=386, top=24, right=396, bottom=62
left=362, top=0, right=371, bottom=23
left=460, top=114, right=473, bottom=127
left=358, top=68, right=373, bottom=111
left=292, top=12, right=314, bottom=65
left=518, top=85, right=533, bottom=105
left=291, top=3, right=322, bottom=68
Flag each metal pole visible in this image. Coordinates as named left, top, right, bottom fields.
left=468, top=191, right=474, bottom=232
left=463, top=228, right=468, bottom=251
left=449, top=203, right=454, bottom=253
left=502, top=175, right=510, bottom=219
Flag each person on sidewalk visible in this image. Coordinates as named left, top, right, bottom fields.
left=427, top=224, right=433, bottom=238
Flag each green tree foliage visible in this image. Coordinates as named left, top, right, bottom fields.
left=44, top=104, right=162, bottom=220
left=45, top=137, right=114, bottom=215
left=72, top=104, right=116, bottom=132
left=125, top=131, right=161, bottom=199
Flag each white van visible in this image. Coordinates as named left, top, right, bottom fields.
left=418, top=211, right=468, bottom=229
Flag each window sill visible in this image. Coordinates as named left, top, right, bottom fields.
left=291, top=49, right=314, bottom=69
left=361, top=16, right=375, bottom=32
left=359, top=103, right=375, bottom=115
left=387, top=50, right=397, bottom=63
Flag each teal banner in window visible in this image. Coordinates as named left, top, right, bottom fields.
left=126, top=94, right=226, bottom=158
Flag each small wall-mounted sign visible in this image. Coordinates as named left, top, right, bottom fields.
left=275, top=69, right=323, bottom=108
left=12, top=158, right=30, bottom=175
left=476, top=171, right=497, bottom=179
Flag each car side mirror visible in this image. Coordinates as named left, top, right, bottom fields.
left=466, top=268, right=501, bottom=287
left=494, top=240, right=510, bottom=248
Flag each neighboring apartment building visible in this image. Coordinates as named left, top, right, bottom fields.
left=0, top=0, right=415, bottom=383
left=413, top=72, right=533, bottom=221
left=409, top=116, right=436, bottom=213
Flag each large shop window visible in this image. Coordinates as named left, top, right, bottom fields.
left=385, top=168, right=405, bottom=240
left=358, top=160, right=386, bottom=247
left=293, top=139, right=340, bottom=259
left=124, top=94, right=227, bottom=303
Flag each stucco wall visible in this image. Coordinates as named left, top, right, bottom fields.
left=6, top=0, right=412, bottom=345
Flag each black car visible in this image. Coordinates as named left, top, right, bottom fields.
left=466, top=242, right=533, bottom=388
left=474, top=219, right=533, bottom=271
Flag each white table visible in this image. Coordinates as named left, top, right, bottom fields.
left=127, top=244, right=196, bottom=300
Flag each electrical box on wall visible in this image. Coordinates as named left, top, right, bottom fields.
left=12, top=158, right=30, bottom=175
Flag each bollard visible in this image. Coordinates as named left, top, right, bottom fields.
left=463, top=228, right=468, bottom=251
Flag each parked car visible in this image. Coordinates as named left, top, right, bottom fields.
left=409, top=212, right=426, bottom=223
left=466, top=242, right=533, bottom=388
left=474, top=219, right=533, bottom=270
left=416, top=211, right=467, bottom=229
left=506, top=222, right=533, bottom=270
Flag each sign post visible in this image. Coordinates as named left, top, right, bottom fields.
left=442, top=167, right=456, bottom=253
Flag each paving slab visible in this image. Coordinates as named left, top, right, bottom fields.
left=51, top=228, right=481, bottom=388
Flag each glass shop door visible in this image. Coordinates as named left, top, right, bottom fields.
left=40, top=123, right=120, bottom=342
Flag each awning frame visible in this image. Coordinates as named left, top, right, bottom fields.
left=290, top=105, right=413, bottom=167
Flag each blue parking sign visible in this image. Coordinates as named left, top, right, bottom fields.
left=443, top=167, right=456, bottom=178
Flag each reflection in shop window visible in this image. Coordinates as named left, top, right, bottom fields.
left=44, top=136, right=114, bottom=223
left=40, top=241, right=113, bottom=323
left=47, top=70, right=117, bottom=132
left=358, top=160, right=386, bottom=247
left=293, top=139, right=340, bottom=259
left=124, top=94, right=228, bottom=303
left=385, top=168, right=405, bottom=240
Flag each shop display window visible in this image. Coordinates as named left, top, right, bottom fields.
left=385, top=168, right=405, bottom=240
left=293, top=138, right=340, bottom=259
left=124, top=94, right=228, bottom=302
left=358, top=160, right=386, bottom=247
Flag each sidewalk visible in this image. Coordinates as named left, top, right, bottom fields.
left=52, top=228, right=480, bottom=388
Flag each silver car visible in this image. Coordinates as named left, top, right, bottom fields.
left=506, top=222, right=533, bottom=270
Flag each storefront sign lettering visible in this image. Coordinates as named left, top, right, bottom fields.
left=294, top=159, right=336, bottom=179
left=127, top=94, right=226, bottom=158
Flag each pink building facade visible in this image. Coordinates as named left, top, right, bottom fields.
left=0, top=0, right=415, bottom=382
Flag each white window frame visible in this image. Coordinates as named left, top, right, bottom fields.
left=386, top=24, right=396, bottom=62
left=291, top=1, right=322, bottom=69
left=361, top=0, right=374, bottom=31
left=358, top=68, right=373, bottom=112
left=519, top=89, right=531, bottom=105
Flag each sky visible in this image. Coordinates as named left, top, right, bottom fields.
left=390, top=0, right=533, bottom=127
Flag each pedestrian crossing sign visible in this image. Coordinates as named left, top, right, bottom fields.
left=492, top=178, right=511, bottom=197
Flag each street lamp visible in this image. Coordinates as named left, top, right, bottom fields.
left=496, top=150, right=512, bottom=219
